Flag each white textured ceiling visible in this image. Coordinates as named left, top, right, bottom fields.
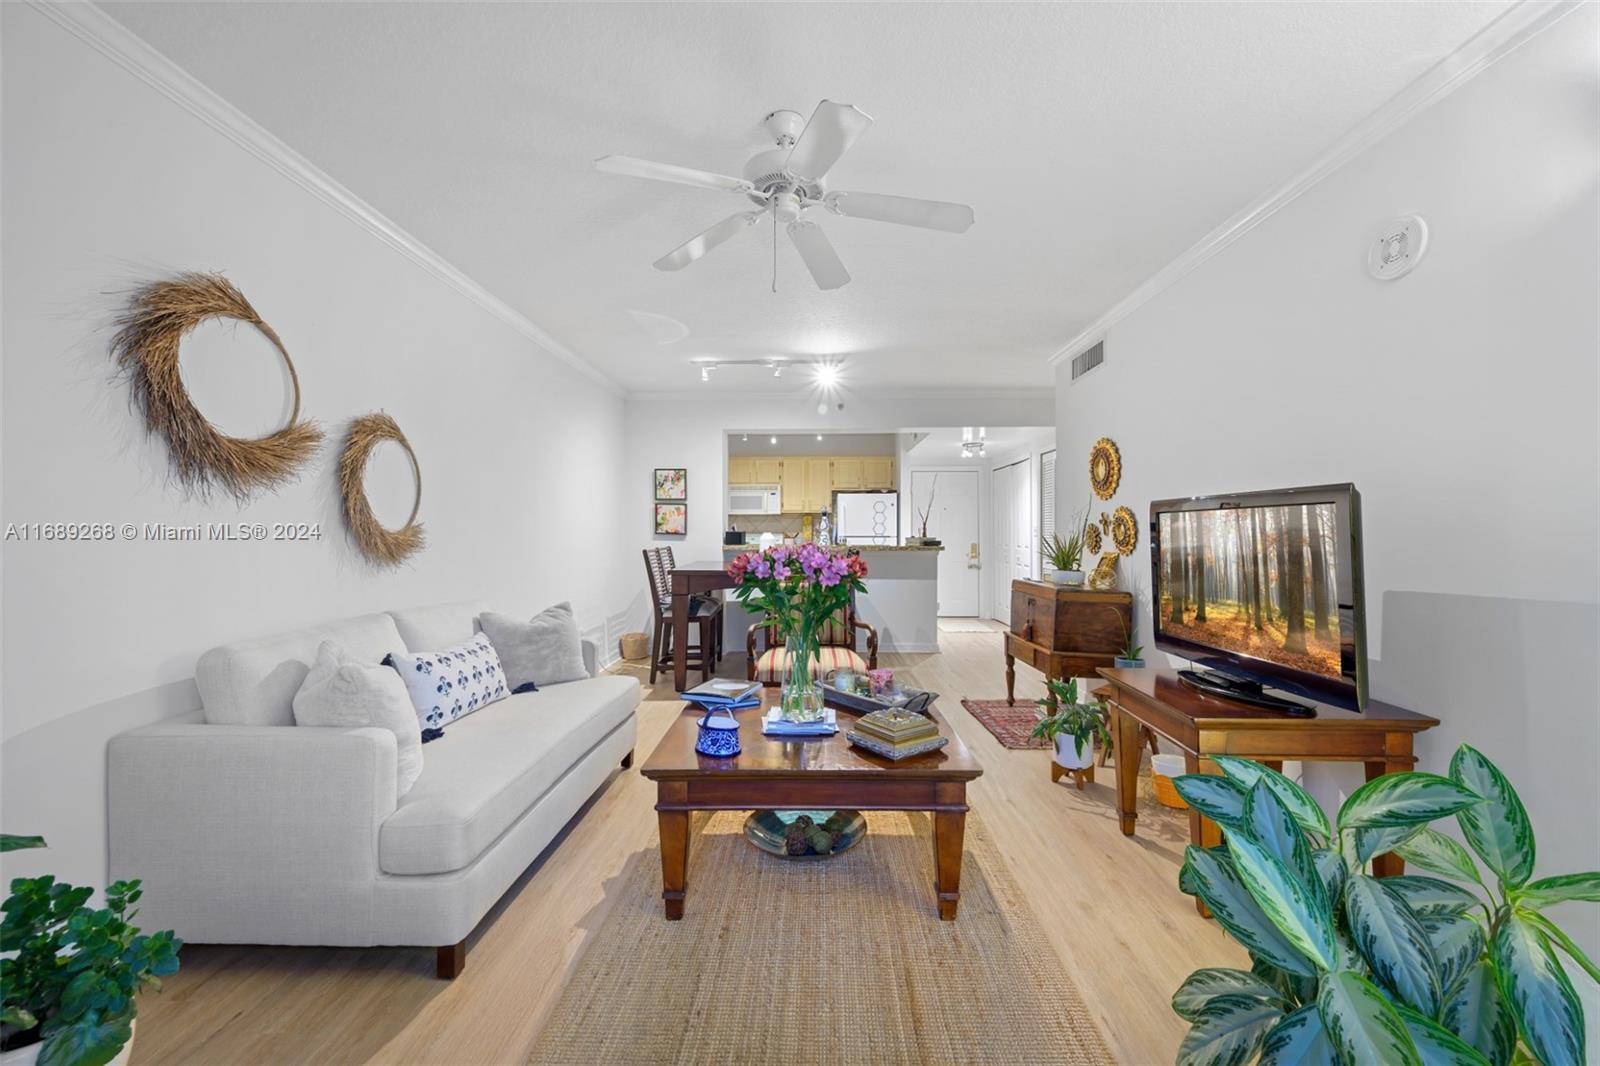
left=106, top=1, right=1510, bottom=394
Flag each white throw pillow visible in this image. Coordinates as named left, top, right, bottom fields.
left=479, top=602, right=589, bottom=690
left=385, top=632, right=508, bottom=731
left=293, top=641, right=423, bottom=797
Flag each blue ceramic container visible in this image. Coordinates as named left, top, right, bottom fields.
left=695, top=709, right=741, bottom=757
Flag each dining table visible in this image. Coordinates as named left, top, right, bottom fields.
left=669, top=560, right=737, bottom=692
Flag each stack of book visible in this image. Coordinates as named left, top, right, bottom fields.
left=846, top=707, right=948, bottom=760
left=680, top=679, right=761, bottom=713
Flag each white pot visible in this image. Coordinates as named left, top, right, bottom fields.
left=1, top=1022, right=135, bottom=1066
left=1053, top=732, right=1095, bottom=770
left=1050, top=569, right=1085, bottom=586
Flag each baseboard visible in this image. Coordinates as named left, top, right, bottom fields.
left=880, top=642, right=941, bottom=654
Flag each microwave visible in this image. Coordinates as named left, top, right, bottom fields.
left=727, top=484, right=782, bottom=515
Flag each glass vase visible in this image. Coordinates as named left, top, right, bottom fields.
left=780, top=623, right=825, bottom=723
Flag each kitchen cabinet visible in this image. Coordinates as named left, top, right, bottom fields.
left=831, top=457, right=865, bottom=490
left=729, top=454, right=897, bottom=510
left=728, top=457, right=783, bottom=486
left=780, top=458, right=808, bottom=513
left=803, top=459, right=833, bottom=512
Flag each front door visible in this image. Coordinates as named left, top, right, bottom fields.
left=910, top=469, right=980, bottom=616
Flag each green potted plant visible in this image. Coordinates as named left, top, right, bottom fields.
left=1168, top=746, right=1597, bottom=1066
left=1114, top=601, right=1145, bottom=669
left=1, top=835, right=180, bottom=1066
left=1030, top=677, right=1110, bottom=771
left=1041, top=504, right=1090, bottom=586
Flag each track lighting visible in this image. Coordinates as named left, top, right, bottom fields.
left=700, top=365, right=711, bottom=382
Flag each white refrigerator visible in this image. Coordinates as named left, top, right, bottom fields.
left=833, top=491, right=899, bottom=545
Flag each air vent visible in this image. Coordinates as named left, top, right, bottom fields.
left=1070, top=341, right=1104, bottom=381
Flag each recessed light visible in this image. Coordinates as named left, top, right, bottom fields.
left=769, top=436, right=777, bottom=445
left=816, top=434, right=823, bottom=441
left=815, top=364, right=839, bottom=389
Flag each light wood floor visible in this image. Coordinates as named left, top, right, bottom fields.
left=132, top=621, right=1242, bottom=1065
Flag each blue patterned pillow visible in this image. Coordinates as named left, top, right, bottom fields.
left=384, top=632, right=508, bottom=731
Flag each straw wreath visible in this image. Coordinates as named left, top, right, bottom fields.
left=110, top=272, right=322, bottom=500
left=339, top=412, right=425, bottom=566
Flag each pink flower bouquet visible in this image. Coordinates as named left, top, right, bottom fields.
left=727, top=543, right=868, bottom=720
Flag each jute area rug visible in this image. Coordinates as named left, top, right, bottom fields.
left=528, top=810, right=1112, bottom=1066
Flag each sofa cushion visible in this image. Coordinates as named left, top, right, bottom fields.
left=479, top=603, right=588, bottom=691
left=385, top=632, right=508, bottom=731
left=294, top=641, right=423, bottom=797
left=388, top=601, right=491, bottom=654
left=197, top=613, right=406, bottom=727
left=379, top=674, right=640, bottom=875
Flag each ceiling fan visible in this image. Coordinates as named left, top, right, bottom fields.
left=596, top=101, right=974, bottom=291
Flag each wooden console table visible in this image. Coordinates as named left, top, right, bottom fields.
left=1095, top=667, right=1439, bottom=910
left=1004, top=581, right=1129, bottom=705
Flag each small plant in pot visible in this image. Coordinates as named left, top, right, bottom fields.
left=1041, top=505, right=1090, bottom=586
left=1, top=835, right=180, bottom=1066
left=1168, top=746, right=1597, bottom=1066
left=1114, top=608, right=1145, bottom=669
left=1030, top=677, right=1110, bottom=771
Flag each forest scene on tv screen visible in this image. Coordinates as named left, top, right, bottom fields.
left=1157, top=503, right=1341, bottom=681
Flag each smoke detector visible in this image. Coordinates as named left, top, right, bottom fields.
left=1367, top=215, right=1428, bottom=281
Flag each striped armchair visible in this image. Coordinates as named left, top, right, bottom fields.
left=746, top=594, right=878, bottom=685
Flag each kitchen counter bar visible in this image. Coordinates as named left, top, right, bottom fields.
left=716, top=542, right=940, bottom=653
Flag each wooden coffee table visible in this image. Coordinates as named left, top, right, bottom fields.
left=639, top=692, right=983, bottom=920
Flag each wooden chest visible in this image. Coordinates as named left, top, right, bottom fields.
left=1007, top=580, right=1131, bottom=679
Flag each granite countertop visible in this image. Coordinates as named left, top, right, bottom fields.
left=721, top=543, right=944, bottom=552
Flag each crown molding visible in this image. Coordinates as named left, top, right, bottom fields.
left=27, top=0, right=622, bottom=396
left=1048, top=0, right=1583, bottom=369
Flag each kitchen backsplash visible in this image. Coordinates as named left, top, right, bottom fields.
left=727, top=514, right=816, bottom=541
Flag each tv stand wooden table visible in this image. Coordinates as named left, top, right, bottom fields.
left=1095, top=667, right=1439, bottom=910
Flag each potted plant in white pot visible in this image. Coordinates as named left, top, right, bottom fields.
left=0, top=835, right=180, bottom=1066
left=1040, top=506, right=1090, bottom=586
left=1030, top=677, right=1110, bottom=772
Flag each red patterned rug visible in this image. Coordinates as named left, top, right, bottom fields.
left=960, top=699, right=1049, bottom=749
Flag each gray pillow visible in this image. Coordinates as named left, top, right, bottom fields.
left=293, top=641, right=423, bottom=797
left=480, top=603, right=589, bottom=690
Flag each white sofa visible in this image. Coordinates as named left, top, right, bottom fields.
left=108, top=601, right=639, bottom=977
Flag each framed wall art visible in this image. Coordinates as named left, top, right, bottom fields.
left=654, top=467, right=687, bottom=500
left=654, top=502, right=687, bottom=536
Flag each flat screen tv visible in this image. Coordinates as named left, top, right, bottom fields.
left=1149, top=484, right=1367, bottom=713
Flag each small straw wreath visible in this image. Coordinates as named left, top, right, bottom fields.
left=339, top=412, right=425, bottom=566
left=110, top=272, right=322, bottom=500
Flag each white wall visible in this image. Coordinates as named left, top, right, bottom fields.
left=0, top=5, right=633, bottom=888
left=1056, top=9, right=1598, bottom=952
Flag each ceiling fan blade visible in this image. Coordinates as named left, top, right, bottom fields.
left=784, top=101, right=872, bottom=182
left=596, top=155, right=754, bottom=195
left=787, top=220, right=851, bottom=290
left=825, top=191, right=974, bottom=233
left=653, top=212, right=763, bottom=271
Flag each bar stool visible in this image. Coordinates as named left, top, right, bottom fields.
left=644, top=548, right=723, bottom=685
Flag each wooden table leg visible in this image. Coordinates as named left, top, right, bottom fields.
left=1112, top=702, right=1141, bottom=836
left=933, top=790, right=967, bottom=920
left=670, top=586, right=691, bottom=693
left=1186, top=753, right=1224, bottom=917
left=657, top=783, right=690, bottom=919
left=1365, top=752, right=1412, bottom=878
left=1004, top=648, right=1016, bottom=706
